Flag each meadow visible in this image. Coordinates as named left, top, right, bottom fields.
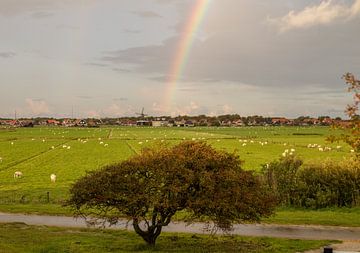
left=0, top=126, right=355, bottom=225
left=0, top=222, right=335, bottom=253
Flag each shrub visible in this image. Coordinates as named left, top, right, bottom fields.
left=297, top=159, right=360, bottom=208
left=263, top=156, right=360, bottom=208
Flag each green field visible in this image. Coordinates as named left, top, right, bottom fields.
left=0, top=222, right=335, bottom=253
left=0, top=126, right=355, bottom=224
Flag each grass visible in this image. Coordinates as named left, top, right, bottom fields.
left=0, top=126, right=357, bottom=227
left=0, top=222, right=336, bottom=253
left=266, top=207, right=360, bottom=227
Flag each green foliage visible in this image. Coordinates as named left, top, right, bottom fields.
left=297, top=160, right=360, bottom=208
left=67, top=141, right=276, bottom=245
left=263, top=156, right=360, bottom=208
left=262, top=155, right=303, bottom=206
left=329, top=73, right=360, bottom=158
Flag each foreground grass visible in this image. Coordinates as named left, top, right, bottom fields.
left=0, top=222, right=335, bottom=253
left=1, top=204, right=360, bottom=227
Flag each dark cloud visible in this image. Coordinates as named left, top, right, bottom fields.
left=0, top=52, right=16, bottom=58
left=99, top=1, right=360, bottom=91
left=112, top=68, right=132, bottom=73
left=0, top=0, right=94, bottom=16
left=132, top=11, right=162, bottom=18
left=84, top=62, right=109, bottom=67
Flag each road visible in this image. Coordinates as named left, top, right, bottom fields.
left=1, top=212, right=360, bottom=240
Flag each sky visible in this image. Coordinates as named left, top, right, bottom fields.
left=0, top=0, right=359, bottom=118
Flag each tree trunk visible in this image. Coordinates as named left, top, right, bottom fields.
left=133, top=221, right=162, bottom=246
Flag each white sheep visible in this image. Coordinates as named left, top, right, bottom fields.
left=14, top=171, right=23, bottom=178
left=50, top=174, right=57, bottom=183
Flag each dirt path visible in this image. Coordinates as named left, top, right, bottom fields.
left=1, top=212, right=360, bottom=241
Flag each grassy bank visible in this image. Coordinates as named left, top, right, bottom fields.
left=0, top=222, right=335, bottom=253
left=265, top=207, right=360, bottom=227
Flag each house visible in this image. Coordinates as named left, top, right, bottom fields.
left=47, top=119, right=60, bottom=126
left=185, top=120, right=194, bottom=127
left=152, top=119, right=170, bottom=127
left=271, top=117, right=290, bottom=125
left=136, top=120, right=151, bottom=126
left=232, top=119, right=244, bottom=127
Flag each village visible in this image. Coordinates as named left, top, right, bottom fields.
left=0, top=115, right=346, bottom=128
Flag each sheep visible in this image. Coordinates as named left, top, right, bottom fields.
left=14, top=171, right=23, bottom=178
left=50, top=174, right=57, bottom=183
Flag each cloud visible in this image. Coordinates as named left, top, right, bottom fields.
left=269, top=0, right=360, bottom=32
left=99, top=1, right=360, bottom=92
left=112, top=68, right=132, bottom=73
left=113, top=97, right=128, bottom=102
left=0, top=0, right=96, bottom=16
left=84, top=62, right=109, bottom=67
left=31, top=11, right=53, bottom=19
left=76, top=95, right=94, bottom=100
left=132, top=11, right=162, bottom=18
left=124, top=29, right=141, bottom=34
left=56, top=24, right=79, bottom=30
left=0, top=52, right=16, bottom=58
left=25, top=98, right=50, bottom=115
left=84, top=103, right=135, bottom=118
left=152, top=101, right=209, bottom=116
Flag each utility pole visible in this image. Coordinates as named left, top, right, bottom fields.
left=14, top=110, right=17, bottom=120
left=71, top=106, right=74, bottom=119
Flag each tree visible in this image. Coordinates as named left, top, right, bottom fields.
left=67, top=141, right=276, bottom=245
left=329, top=73, right=360, bottom=159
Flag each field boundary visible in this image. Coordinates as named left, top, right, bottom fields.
left=125, top=141, right=138, bottom=155
left=107, top=128, right=113, bottom=139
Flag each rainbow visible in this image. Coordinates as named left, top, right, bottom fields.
left=164, top=0, right=212, bottom=111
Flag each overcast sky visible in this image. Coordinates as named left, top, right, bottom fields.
left=0, top=0, right=359, bottom=118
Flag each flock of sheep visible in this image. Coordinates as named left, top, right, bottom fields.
left=14, top=171, right=56, bottom=182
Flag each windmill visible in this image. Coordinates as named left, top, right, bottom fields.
left=136, top=107, right=148, bottom=118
